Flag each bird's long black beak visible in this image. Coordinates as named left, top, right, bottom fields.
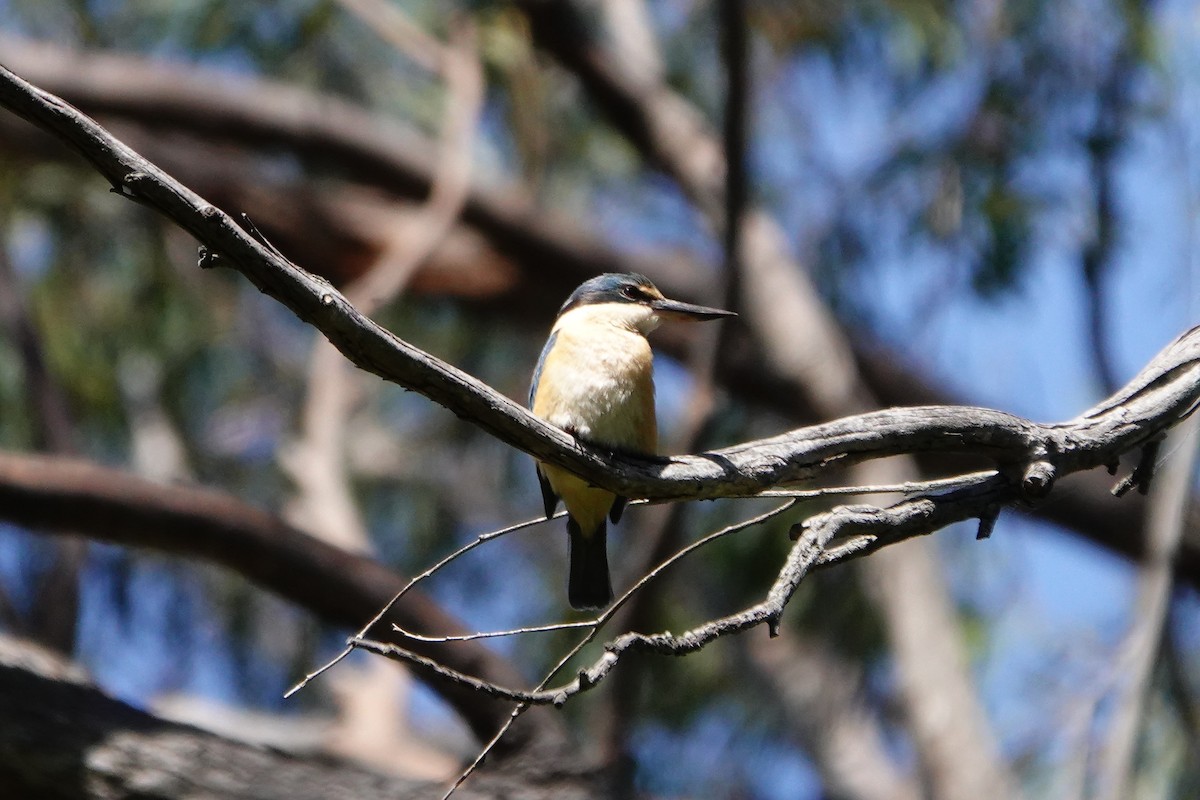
left=650, top=297, right=737, bottom=321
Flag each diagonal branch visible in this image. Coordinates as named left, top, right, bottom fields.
left=4, top=41, right=1200, bottom=590
left=1, top=62, right=1198, bottom=506
left=2, top=56, right=1200, bottom=797
left=0, top=634, right=588, bottom=799
left=0, top=450, right=568, bottom=757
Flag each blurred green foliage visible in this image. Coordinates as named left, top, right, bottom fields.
left=0, top=1, right=1195, bottom=797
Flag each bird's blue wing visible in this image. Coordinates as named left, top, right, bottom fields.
left=529, top=329, right=558, bottom=405
left=536, top=465, right=559, bottom=519
left=531, top=329, right=560, bottom=519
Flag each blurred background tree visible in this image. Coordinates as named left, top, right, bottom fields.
left=0, top=0, right=1198, bottom=798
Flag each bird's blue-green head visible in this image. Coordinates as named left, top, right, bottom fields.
left=557, top=273, right=736, bottom=325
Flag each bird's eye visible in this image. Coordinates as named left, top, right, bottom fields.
left=622, top=285, right=639, bottom=299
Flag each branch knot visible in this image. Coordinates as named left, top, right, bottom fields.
left=1020, top=461, right=1056, bottom=502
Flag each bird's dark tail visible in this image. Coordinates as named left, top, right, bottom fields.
left=567, top=517, right=612, bottom=610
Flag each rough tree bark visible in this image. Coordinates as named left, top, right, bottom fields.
left=0, top=450, right=570, bottom=762
left=1, top=55, right=1198, bottom=799
left=3, top=37, right=1193, bottom=591
left=0, top=636, right=597, bottom=800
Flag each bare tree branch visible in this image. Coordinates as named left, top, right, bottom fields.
left=0, top=222, right=84, bottom=653
left=3, top=39, right=1199, bottom=588
left=2, top=49, right=1200, bottom=799
left=0, top=450, right=569, bottom=758
left=500, top=9, right=1123, bottom=795
left=0, top=634, right=596, bottom=800
left=1, top=61, right=1198, bottom=513
left=356, top=474, right=1021, bottom=706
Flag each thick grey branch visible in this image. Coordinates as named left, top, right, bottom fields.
left=1, top=63, right=1198, bottom=506
left=0, top=635, right=596, bottom=800
left=4, top=43, right=1200, bottom=592
left=0, top=450, right=568, bottom=757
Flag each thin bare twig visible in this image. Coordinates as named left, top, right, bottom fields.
left=356, top=480, right=1014, bottom=711
left=392, top=620, right=595, bottom=642
left=358, top=501, right=799, bottom=701
left=427, top=499, right=798, bottom=798
left=284, top=510, right=558, bottom=699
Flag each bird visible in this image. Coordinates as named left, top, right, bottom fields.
left=530, top=273, right=735, bottom=609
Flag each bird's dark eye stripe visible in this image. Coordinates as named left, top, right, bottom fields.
left=623, top=285, right=649, bottom=299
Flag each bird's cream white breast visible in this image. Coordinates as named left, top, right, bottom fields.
left=532, top=303, right=658, bottom=452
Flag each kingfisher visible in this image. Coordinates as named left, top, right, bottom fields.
left=530, top=273, right=735, bottom=609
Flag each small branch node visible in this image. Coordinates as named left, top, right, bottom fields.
left=767, top=614, right=781, bottom=638
left=976, top=508, right=1000, bottom=540
left=321, top=293, right=336, bottom=306
left=1020, top=461, right=1056, bottom=502
left=197, top=246, right=222, bottom=270
left=1113, top=439, right=1162, bottom=497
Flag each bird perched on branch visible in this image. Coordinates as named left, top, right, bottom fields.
left=530, top=273, right=735, bottom=609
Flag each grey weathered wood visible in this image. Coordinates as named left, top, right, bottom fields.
left=1, top=63, right=1197, bottom=507
left=0, top=635, right=596, bottom=800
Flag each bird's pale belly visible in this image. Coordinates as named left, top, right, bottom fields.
left=533, top=335, right=656, bottom=452
left=544, top=374, right=645, bottom=446
left=531, top=324, right=657, bottom=532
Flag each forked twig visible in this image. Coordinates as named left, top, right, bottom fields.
left=284, top=510, right=562, bottom=698
left=356, top=500, right=799, bottom=702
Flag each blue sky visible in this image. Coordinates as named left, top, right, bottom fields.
left=0, top=2, right=1197, bottom=796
